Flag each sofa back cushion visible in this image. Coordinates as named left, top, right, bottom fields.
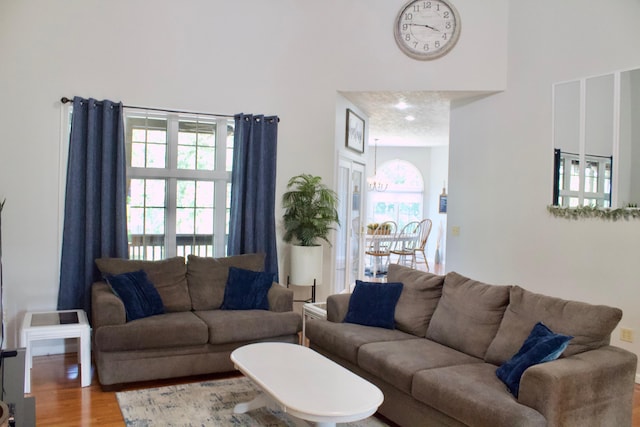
left=426, top=272, right=511, bottom=359
left=387, top=264, right=444, bottom=336
left=484, top=286, right=622, bottom=365
left=187, top=253, right=266, bottom=310
left=95, top=256, right=190, bottom=312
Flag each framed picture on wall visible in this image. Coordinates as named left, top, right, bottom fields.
left=439, top=194, right=448, bottom=214
left=345, top=109, right=365, bottom=153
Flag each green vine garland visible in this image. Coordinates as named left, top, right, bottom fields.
left=547, top=205, right=640, bottom=220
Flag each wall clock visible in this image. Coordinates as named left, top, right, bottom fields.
left=394, top=0, right=461, bottom=60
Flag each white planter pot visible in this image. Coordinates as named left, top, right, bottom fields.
left=290, top=245, right=323, bottom=286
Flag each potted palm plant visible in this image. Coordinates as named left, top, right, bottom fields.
left=282, top=174, right=339, bottom=286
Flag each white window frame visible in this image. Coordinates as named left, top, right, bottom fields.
left=125, top=110, right=233, bottom=259
left=557, top=151, right=611, bottom=208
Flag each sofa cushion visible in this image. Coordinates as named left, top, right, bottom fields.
left=358, top=338, right=483, bottom=394
left=94, top=311, right=208, bottom=352
left=305, top=318, right=417, bottom=364
left=220, top=267, right=274, bottom=310
left=426, top=272, right=511, bottom=359
left=387, top=264, right=444, bottom=337
left=194, top=309, right=301, bottom=344
left=496, top=322, right=572, bottom=397
left=412, top=363, right=547, bottom=427
left=484, top=286, right=622, bottom=365
left=344, top=281, right=403, bottom=329
left=96, top=257, right=190, bottom=312
left=104, top=270, right=165, bottom=321
left=187, top=253, right=266, bottom=310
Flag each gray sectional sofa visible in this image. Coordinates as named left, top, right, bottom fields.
left=91, top=253, right=302, bottom=389
left=306, top=264, right=637, bottom=427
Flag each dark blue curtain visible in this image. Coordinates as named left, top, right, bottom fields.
left=58, top=97, right=128, bottom=316
left=228, top=113, right=279, bottom=280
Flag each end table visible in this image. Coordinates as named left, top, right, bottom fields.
left=302, top=302, right=327, bottom=345
left=20, top=309, right=91, bottom=393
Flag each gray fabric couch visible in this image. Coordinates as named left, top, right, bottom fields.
left=306, top=264, right=637, bottom=427
left=91, top=253, right=302, bottom=389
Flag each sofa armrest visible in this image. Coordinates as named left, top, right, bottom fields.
left=91, top=281, right=126, bottom=328
left=268, top=283, right=293, bottom=312
left=327, top=293, right=351, bottom=323
left=518, top=345, right=637, bottom=427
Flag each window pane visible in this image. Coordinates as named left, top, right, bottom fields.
left=147, top=130, right=166, bottom=143
left=197, top=147, right=215, bottom=170
left=127, top=179, right=165, bottom=235
left=132, top=129, right=146, bottom=142
left=178, top=120, right=216, bottom=171
left=147, top=144, right=166, bottom=168
left=178, top=131, right=197, bottom=146
left=145, top=207, right=165, bottom=234
left=131, top=143, right=146, bottom=167
left=226, top=122, right=235, bottom=172
left=584, top=161, right=598, bottom=193
left=128, top=179, right=145, bottom=206
left=176, top=208, right=194, bottom=234
left=177, top=181, right=195, bottom=207
left=198, top=131, right=215, bottom=147
left=195, top=207, right=214, bottom=234
left=178, top=146, right=196, bottom=169
left=126, top=117, right=167, bottom=169
left=145, top=180, right=166, bottom=206
left=127, top=207, right=144, bottom=234
left=197, top=181, right=214, bottom=207
left=570, top=160, right=580, bottom=191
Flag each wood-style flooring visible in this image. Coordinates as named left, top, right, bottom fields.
left=26, top=353, right=640, bottom=426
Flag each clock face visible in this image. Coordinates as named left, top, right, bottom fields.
left=394, top=0, right=461, bottom=60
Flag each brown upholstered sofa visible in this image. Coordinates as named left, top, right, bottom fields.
left=91, top=253, right=302, bottom=389
left=306, top=264, right=637, bottom=427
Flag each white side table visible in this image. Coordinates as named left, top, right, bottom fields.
left=302, top=301, right=327, bottom=345
left=20, top=309, right=91, bottom=393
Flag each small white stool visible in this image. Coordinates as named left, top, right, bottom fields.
left=20, top=309, right=91, bottom=393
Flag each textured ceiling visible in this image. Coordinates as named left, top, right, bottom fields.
left=341, top=91, right=482, bottom=147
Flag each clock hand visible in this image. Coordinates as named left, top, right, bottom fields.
left=409, top=23, right=440, bottom=31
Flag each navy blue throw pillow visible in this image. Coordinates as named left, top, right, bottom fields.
left=496, top=322, right=573, bottom=397
left=220, top=267, right=274, bottom=310
left=105, top=270, right=165, bottom=322
left=343, top=280, right=404, bottom=329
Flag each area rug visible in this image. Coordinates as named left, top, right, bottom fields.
left=116, top=376, right=389, bottom=426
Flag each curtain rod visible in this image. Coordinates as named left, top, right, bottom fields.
left=60, top=97, right=235, bottom=119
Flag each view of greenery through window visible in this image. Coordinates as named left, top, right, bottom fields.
left=367, top=159, right=424, bottom=229
left=125, top=112, right=234, bottom=260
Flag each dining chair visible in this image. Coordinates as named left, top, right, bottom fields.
left=364, top=221, right=397, bottom=278
left=390, top=220, right=423, bottom=268
left=413, top=219, right=433, bottom=271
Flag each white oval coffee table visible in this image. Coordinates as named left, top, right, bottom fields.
left=231, top=342, right=383, bottom=427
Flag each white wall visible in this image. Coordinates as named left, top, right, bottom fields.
left=447, top=0, right=640, bottom=378
left=428, top=146, right=449, bottom=263
left=0, top=0, right=507, bottom=348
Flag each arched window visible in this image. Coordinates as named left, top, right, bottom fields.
left=367, top=159, right=424, bottom=229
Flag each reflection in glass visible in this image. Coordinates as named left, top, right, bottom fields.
left=553, top=150, right=611, bottom=208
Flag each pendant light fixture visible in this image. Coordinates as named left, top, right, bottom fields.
left=367, top=139, right=388, bottom=192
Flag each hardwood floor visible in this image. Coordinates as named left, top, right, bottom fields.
left=28, top=353, right=640, bottom=426
left=28, top=353, right=240, bottom=426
